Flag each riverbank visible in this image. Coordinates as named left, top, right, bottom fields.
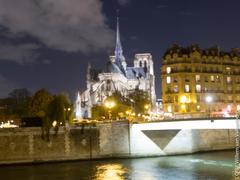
left=0, top=121, right=235, bottom=165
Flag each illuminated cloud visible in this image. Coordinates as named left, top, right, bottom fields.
left=0, top=0, right=114, bottom=53
left=0, top=43, right=39, bottom=64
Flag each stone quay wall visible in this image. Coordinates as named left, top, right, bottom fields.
left=0, top=121, right=235, bottom=165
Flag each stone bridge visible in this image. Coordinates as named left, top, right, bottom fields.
left=127, top=118, right=236, bottom=156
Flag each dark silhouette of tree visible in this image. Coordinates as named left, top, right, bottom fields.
left=7, top=88, right=31, bottom=117
left=29, top=89, right=53, bottom=118
left=127, top=89, right=150, bottom=114
left=45, top=93, right=72, bottom=138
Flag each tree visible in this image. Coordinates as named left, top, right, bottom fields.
left=7, top=88, right=31, bottom=117
left=47, top=94, right=71, bottom=123
left=46, top=93, right=72, bottom=134
left=127, top=89, right=150, bottom=114
left=92, top=91, right=131, bottom=120
left=29, top=89, right=53, bottom=118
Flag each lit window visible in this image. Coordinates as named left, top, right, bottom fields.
left=210, top=75, right=214, bottom=82
left=166, top=67, right=171, bottom=74
left=196, top=105, right=200, bottom=111
left=173, top=85, right=178, bottom=92
left=180, top=95, right=187, bottom=103
left=237, top=105, right=240, bottom=112
left=185, top=84, right=190, bottom=92
left=227, top=105, right=231, bottom=112
left=216, top=75, right=220, bottom=82
left=166, top=76, right=171, bottom=84
left=195, top=75, right=200, bottom=82
left=196, top=84, right=201, bottom=92
left=167, top=105, right=172, bottom=112
left=227, top=76, right=231, bottom=83
left=226, top=67, right=231, bottom=71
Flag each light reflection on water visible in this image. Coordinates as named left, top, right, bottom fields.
left=93, top=164, right=128, bottom=180
left=0, top=150, right=235, bottom=180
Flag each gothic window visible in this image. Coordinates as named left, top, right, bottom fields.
left=144, top=61, right=147, bottom=68
left=139, top=61, right=142, bottom=67
left=106, top=80, right=111, bottom=91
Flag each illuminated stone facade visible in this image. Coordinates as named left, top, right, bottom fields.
left=76, top=19, right=156, bottom=118
left=161, top=44, right=240, bottom=118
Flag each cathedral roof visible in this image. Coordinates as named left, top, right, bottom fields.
left=126, top=67, right=146, bottom=79
left=106, top=61, right=124, bottom=74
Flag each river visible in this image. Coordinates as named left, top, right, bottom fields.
left=0, top=150, right=235, bottom=180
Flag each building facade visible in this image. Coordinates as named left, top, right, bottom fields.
left=75, top=18, right=156, bottom=119
left=161, top=44, right=240, bottom=118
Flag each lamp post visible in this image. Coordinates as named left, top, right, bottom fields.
left=104, top=100, right=115, bottom=122
left=205, top=95, right=212, bottom=118
left=64, top=107, right=71, bottom=128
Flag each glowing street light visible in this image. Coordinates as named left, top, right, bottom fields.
left=205, top=95, right=213, bottom=117
left=205, top=96, right=213, bottom=103
left=104, top=100, right=115, bottom=120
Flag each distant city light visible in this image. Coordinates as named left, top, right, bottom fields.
left=205, top=96, right=213, bottom=103
left=180, top=95, right=187, bottom=103
left=0, top=121, right=18, bottom=128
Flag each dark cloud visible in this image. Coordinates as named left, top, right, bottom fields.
left=117, top=0, right=130, bottom=6
left=0, top=74, right=16, bottom=98
left=0, top=43, right=39, bottom=64
left=42, top=59, right=51, bottom=65
left=0, top=0, right=114, bottom=53
left=130, top=36, right=137, bottom=40
left=180, top=11, right=193, bottom=16
left=156, top=5, right=168, bottom=9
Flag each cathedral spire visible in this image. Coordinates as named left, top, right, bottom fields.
left=115, top=15, right=124, bottom=65
left=114, top=14, right=127, bottom=74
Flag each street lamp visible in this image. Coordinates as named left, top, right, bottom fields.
left=205, top=95, right=213, bottom=117
left=104, top=100, right=115, bottom=121
left=64, top=107, right=71, bottom=127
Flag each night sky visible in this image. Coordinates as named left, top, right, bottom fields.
left=0, top=0, right=240, bottom=99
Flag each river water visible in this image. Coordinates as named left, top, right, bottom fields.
left=0, top=150, right=235, bottom=180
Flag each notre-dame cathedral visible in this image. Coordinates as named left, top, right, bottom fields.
left=75, top=18, right=156, bottom=118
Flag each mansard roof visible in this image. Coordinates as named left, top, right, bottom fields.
left=163, top=44, right=240, bottom=58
